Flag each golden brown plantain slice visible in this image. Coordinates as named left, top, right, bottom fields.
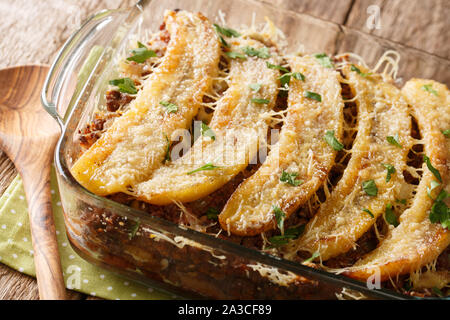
left=133, top=38, right=281, bottom=205
left=71, top=10, right=221, bottom=195
left=288, top=66, right=413, bottom=261
left=345, top=79, right=450, bottom=281
left=219, top=55, right=344, bottom=236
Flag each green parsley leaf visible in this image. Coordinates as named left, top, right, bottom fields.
left=163, top=134, right=171, bottom=163
left=128, top=220, right=140, bottom=240
left=323, top=130, right=344, bottom=151
left=126, top=41, right=157, bottom=63
left=362, top=208, right=374, bottom=218
left=160, top=101, right=178, bottom=113
left=109, top=78, right=137, bottom=94
left=251, top=98, right=270, bottom=104
left=423, top=155, right=442, bottom=182
left=429, top=199, right=449, bottom=225
left=213, top=24, right=241, bottom=38
left=421, top=84, right=438, bottom=96
left=386, top=134, right=402, bottom=148
left=249, top=83, right=261, bottom=92
left=362, top=179, right=378, bottom=196
left=205, top=207, right=219, bottom=221
left=396, top=199, right=407, bottom=205
left=304, top=91, right=322, bottom=102
left=443, top=129, right=450, bottom=138
left=187, top=163, right=220, bottom=175
left=280, top=171, right=303, bottom=186
left=427, top=180, right=441, bottom=199
left=278, top=72, right=305, bottom=86
left=314, top=53, right=334, bottom=68
left=273, top=205, right=286, bottom=231
left=303, top=251, right=320, bottom=263
left=285, top=225, right=306, bottom=237
left=225, top=51, right=247, bottom=59
left=242, top=46, right=271, bottom=59
left=432, top=287, right=444, bottom=297
left=217, top=35, right=229, bottom=48
left=385, top=203, right=399, bottom=227
left=266, top=62, right=289, bottom=73
left=381, top=163, right=396, bottom=182
left=268, top=225, right=305, bottom=247
left=350, top=64, right=372, bottom=77
left=201, top=122, right=216, bottom=141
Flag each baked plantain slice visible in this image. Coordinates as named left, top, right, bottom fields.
left=288, top=66, right=413, bottom=261
left=219, top=55, right=344, bottom=236
left=71, top=10, right=221, bottom=195
left=345, top=79, right=450, bottom=281
left=132, top=38, right=281, bottom=205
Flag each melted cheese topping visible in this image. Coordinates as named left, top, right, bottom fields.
left=71, top=10, right=221, bottom=195
left=345, top=79, right=450, bottom=281
left=133, top=38, right=281, bottom=204
left=219, top=55, right=344, bottom=236
left=289, top=66, right=413, bottom=261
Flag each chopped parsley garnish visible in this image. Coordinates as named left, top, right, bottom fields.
left=163, top=134, right=171, bottom=163
left=109, top=78, right=137, bottom=94
left=362, top=179, right=378, bottom=196
left=429, top=189, right=449, bottom=229
left=268, top=225, right=305, bottom=246
left=205, top=207, right=219, bottom=221
left=201, top=122, right=216, bottom=141
left=280, top=171, right=303, bottom=186
left=187, top=163, right=220, bottom=175
left=443, top=129, right=450, bottom=138
left=385, top=203, right=399, bottom=227
left=362, top=208, right=374, bottom=218
left=266, top=62, right=289, bottom=73
left=423, top=155, right=442, bottom=182
left=427, top=180, right=441, bottom=199
left=381, top=163, right=396, bottom=182
left=128, top=220, right=140, bottom=240
left=396, top=199, right=407, bottom=205
left=386, top=134, right=402, bottom=148
left=279, top=72, right=305, bottom=86
left=323, top=130, right=344, bottom=151
left=251, top=98, right=270, bottom=104
left=273, top=205, right=286, bottom=232
left=213, top=24, right=241, bottom=38
left=304, top=91, right=322, bottom=102
left=160, top=101, right=178, bottom=113
left=217, top=35, right=229, bottom=48
left=242, top=46, right=271, bottom=59
left=421, top=84, right=438, bottom=96
left=350, top=64, right=372, bottom=77
left=126, top=41, right=157, bottom=63
left=225, top=51, right=247, bottom=59
left=303, top=251, right=320, bottom=263
left=314, top=53, right=334, bottom=68
left=432, top=287, right=444, bottom=297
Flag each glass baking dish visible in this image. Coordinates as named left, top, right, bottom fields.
left=41, top=0, right=450, bottom=299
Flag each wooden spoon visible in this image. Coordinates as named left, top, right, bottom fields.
left=0, top=65, right=66, bottom=300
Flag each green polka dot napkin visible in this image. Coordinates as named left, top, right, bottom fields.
left=0, top=168, right=174, bottom=300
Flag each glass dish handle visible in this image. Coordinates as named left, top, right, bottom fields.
left=41, top=9, right=120, bottom=128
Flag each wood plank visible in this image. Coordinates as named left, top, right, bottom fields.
left=259, top=0, right=354, bottom=24
left=0, top=263, right=83, bottom=300
left=345, top=0, right=450, bottom=59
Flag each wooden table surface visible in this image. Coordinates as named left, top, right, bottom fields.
left=0, top=0, right=448, bottom=300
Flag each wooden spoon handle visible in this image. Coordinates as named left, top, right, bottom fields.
left=21, top=166, right=66, bottom=300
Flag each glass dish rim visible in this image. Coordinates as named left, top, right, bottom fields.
left=49, top=0, right=447, bottom=300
